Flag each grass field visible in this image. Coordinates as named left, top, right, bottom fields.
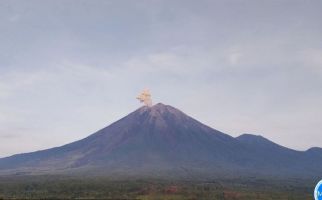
left=0, top=176, right=315, bottom=199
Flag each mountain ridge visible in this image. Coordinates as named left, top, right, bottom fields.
left=0, top=103, right=321, bottom=179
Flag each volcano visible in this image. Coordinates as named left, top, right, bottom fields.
left=0, top=103, right=321, bottom=179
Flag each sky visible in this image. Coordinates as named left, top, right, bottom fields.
left=0, top=0, right=322, bottom=157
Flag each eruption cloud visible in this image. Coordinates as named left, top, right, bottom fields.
left=137, top=89, right=152, bottom=107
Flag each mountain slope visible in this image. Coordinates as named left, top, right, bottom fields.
left=0, top=103, right=321, bottom=179
left=235, top=134, right=320, bottom=177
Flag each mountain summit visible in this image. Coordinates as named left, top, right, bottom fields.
left=0, top=103, right=321, bottom=178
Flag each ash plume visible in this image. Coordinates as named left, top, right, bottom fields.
left=137, top=89, right=152, bottom=107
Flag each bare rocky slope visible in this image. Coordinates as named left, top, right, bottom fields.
left=0, top=103, right=321, bottom=179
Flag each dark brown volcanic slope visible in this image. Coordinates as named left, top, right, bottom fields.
left=0, top=103, right=321, bottom=178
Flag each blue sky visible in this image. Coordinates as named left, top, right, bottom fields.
left=0, top=0, right=322, bottom=157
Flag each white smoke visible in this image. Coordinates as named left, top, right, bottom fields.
left=136, top=89, right=152, bottom=107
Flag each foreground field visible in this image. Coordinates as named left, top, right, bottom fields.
left=0, top=176, right=315, bottom=199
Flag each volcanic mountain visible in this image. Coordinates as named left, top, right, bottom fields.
left=0, top=103, right=321, bottom=179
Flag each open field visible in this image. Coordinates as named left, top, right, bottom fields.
left=0, top=176, right=316, bottom=199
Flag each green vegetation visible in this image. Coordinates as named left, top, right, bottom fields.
left=0, top=176, right=315, bottom=199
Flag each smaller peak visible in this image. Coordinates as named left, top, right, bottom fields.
left=306, top=147, right=322, bottom=152
left=236, top=134, right=272, bottom=144
left=236, top=134, right=285, bottom=148
left=237, top=133, right=264, bottom=140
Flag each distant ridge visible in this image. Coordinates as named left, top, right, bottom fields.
left=0, top=103, right=321, bottom=179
